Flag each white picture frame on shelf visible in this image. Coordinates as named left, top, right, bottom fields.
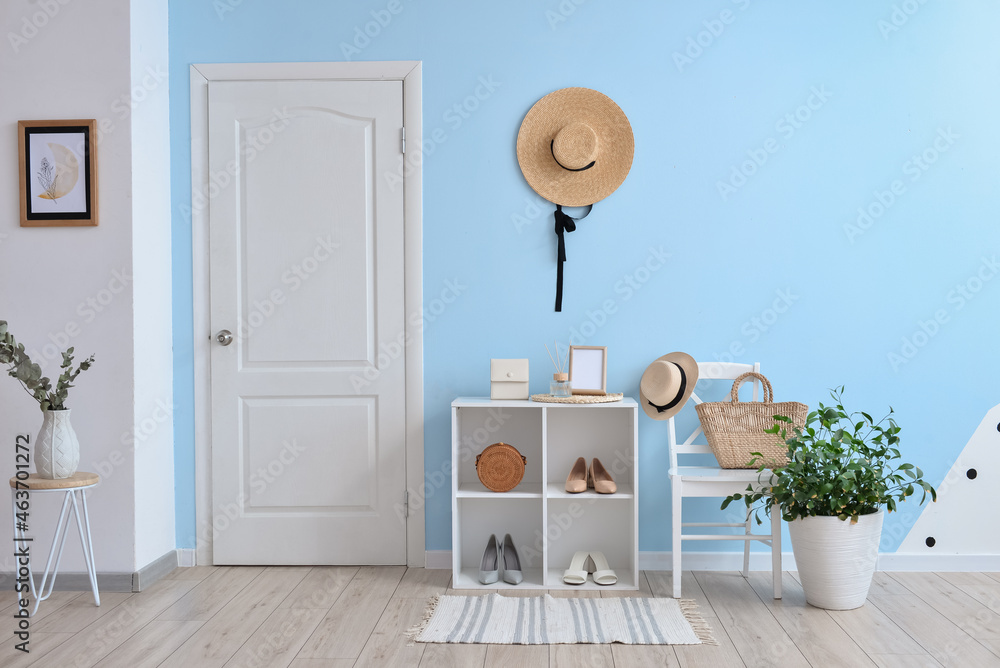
left=568, top=346, right=607, bottom=395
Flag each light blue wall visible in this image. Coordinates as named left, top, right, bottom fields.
left=169, top=0, right=1000, bottom=553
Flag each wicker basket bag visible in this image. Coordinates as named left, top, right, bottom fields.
left=476, top=442, right=527, bottom=492
left=695, top=372, right=807, bottom=469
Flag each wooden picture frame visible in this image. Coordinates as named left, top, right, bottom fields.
left=568, top=345, right=607, bottom=395
left=18, top=119, right=98, bottom=227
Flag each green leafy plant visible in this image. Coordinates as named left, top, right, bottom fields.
left=0, top=320, right=95, bottom=412
left=722, top=387, right=936, bottom=524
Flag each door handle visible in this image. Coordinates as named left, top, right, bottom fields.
left=216, top=330, right=234, bottom=346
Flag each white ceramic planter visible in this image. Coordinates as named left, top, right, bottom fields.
left=788, top=510, right=884, bottom=610
left=35, top=409, right=80, bottom=479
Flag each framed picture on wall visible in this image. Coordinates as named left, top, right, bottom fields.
left=568, top=345, right=607, bottom=395
left=18, top=119, right=98, bottom=227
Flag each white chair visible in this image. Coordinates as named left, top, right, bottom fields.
left=668, top=362, right=782, bottom=599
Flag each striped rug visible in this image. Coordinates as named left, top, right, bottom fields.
left=409, top=594, right=715, bottom=645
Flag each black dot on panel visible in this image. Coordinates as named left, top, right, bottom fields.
left=925, top=537, right=936, bottom=548
left=967, top=469, right=978, bottom=479
left=996, top=422, right=1000, bottom=432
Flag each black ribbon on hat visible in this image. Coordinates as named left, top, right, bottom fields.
left=554, top=204, right=592, bottom=312
left=648, top=363, right=688, bottom=413
left=551, top=139, right=595, bottom=172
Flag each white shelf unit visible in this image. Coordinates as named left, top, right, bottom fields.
left=451, top=397, right=638, bottom=591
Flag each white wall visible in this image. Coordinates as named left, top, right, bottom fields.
left=0, top=0, right=136, bottom=573
left=0, top=0, right=174, bottom=576
left=130, top=0, right=174, bottom=571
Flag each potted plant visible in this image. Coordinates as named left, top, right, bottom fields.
left=722, top=387, right=936, bottom=610
left=0, top=320, right=95, bottom=479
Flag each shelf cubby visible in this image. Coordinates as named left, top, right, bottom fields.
left=452, top=397, right=638, bottom=590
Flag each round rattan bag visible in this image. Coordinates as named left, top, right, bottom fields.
left=476, top=443, right=527, bottom=492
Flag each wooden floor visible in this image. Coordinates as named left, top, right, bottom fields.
left=2, top=567, right=999, bottom=667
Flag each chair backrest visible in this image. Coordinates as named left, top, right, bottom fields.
left=667, top=361, right=761, bottom=470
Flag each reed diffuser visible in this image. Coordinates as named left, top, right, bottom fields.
left=545, top=341, right=571, bottom=397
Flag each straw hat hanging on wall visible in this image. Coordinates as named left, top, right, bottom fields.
left=516, top=88, right=634, bottom=312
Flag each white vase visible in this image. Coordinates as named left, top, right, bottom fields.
left=35, top=409, right=80, bottom=479
left=788, top=510, right=884, bottom=610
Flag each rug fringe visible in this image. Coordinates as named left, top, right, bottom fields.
left=679, top=598, right=718, bottom=645
left=404, top=594, right=442, bottom=644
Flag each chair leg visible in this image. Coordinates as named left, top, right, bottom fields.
left=742, top=506, right=751, bottom=577
left=771, top=500, right=782, bottom=599
left=672, top=478, right=682, bottom=598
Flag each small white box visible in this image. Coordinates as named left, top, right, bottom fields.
left=490, top=359, right=529, bottom=400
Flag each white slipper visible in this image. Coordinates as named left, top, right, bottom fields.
left=563, top=551, right=589, bottom=585
left=589, top=551, right=617, bottom=586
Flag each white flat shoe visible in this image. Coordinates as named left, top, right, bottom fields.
left=563, top=551, right=588, bottom=585
left=588, top=551, right=617, bottom=586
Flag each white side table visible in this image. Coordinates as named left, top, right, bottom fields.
left=9, top=471, right=101, bottom=616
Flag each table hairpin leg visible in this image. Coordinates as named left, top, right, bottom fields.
left=8, top=472, right=101, bottom=617
left=11, top=487, right=101, bottom=616
left=73, top=490, right=100, bottom=607
left=32, top=491, right=76, bottom=616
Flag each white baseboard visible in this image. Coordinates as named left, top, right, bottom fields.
left=876, top=553, right=1000, bottom=571
left=638, top=551, right=798, bottom=572
left=176, top=548, right=198, bottom=567
left=428, top=550, right=1000, bottom=572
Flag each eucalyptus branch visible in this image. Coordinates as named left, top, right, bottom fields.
left=0, top=320, right=95, bottom=411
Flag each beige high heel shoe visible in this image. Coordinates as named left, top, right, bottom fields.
left=588, top=458, right=617, bottom=494
left=565, top=457, right=587, bottom=493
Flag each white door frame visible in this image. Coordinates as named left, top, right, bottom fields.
left=189, top=61, right=424, bottom=567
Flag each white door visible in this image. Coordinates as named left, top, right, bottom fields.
left=208, top=79, right=406, bottom=564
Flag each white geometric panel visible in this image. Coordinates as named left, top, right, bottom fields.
left=242, top=396, right=376, bottom=511
left=240, top=107, right=374, bottom=366
left=897, top=403, right=1000, bottom=555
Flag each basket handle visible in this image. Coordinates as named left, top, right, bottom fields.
left=729, top=372, right=773, bottom=404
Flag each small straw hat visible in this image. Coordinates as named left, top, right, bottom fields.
left=640, top=352, right=699, bottom=420
left=516, top=88, right=634, bottom=207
